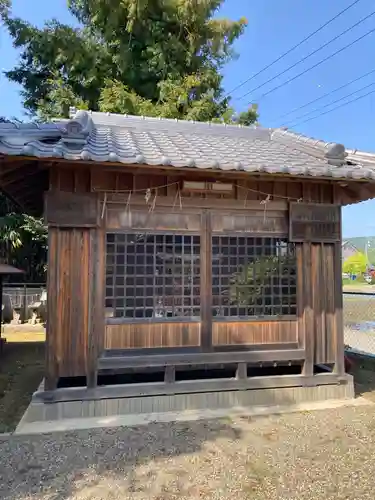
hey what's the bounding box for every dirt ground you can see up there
[1,404,375,500]
[2,325,46,343]
[0,345,375,498]
[0,341,45,433]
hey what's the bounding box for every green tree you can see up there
[1,0,258,124]
[343,251,368,277]
[227,254,296,316]
[0,194,47,282]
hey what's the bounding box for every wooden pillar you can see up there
[86,230,98,388]
[302,242,314,376]
[296,244,305,350]
[86,228,105,388]
[45,228,59,391]
[333,190,345,376]
[333,239,345,376]
[200,211,212,351]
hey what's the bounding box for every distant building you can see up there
[342,240,359,262]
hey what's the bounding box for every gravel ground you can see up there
[1,404,375,500]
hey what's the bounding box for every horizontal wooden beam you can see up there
[36,156,373,185]
[33,372,352,403]
[98,348,306,370]
[106,317,297,326]
[104,194,288,211]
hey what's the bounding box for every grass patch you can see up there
[0,341,45,432]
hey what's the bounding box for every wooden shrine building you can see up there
[1,108,375,415]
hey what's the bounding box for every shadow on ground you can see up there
[0,418,244,500]
[348,352,375,401]
[1,348,365,499]
[0,341,45,432]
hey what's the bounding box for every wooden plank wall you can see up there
[301,184,338,366]
[45,225,104,387]
[309,244,336,364]
[212,321,298,346]
[45,164,343,383]
[51,165,335,203]
[46,228,90,385]
[105,323,201,349]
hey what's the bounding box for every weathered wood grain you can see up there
[104,323,201,349]
[44,165,344,390]
[45,191,100,227]
[289,202,340,243]
[211,211,288,235]
[201,211,212,350]
[106,208,201,231]
[46,229,94,380]
[212,320,298,345]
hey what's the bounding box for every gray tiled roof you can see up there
[1,108,375,181]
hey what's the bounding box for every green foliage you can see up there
[37,76,89,122]
[0,196,47,282]
[2,0,258,124]
[228,254,295,315]
[343,251,368,276]
[344,237,375,265]
[0,0,10,17]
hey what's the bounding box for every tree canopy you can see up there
[1,0,258,124]
[0,0,258,280]
[343,252,368,277]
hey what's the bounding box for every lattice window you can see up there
[212,236,297,318]
[106,233,201,319]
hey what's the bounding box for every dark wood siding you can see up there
[44,164,344,387]
[212,320,298,346]
[51,166,337,203]
[46,225,105,384]
[297,241,337,365]
[46,228,91,382]
[105,323,201,349]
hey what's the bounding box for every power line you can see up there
[270,68,375,123]
[282,81,375,127]
[234,10,375,103]
[225,0,363,98]
[246,25,375,103]
[289,87,375,128]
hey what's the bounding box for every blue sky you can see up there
[0,0,374,237]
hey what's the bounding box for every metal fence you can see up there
[344,291,375,356]
[2,283,46,324]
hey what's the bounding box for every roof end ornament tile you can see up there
[62,109,93,146]
[325,143,347,166]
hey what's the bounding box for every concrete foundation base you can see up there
[16,376,356,435]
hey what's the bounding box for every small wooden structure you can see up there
[1,109,375,408]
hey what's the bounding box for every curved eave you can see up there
[2,147,375,183]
